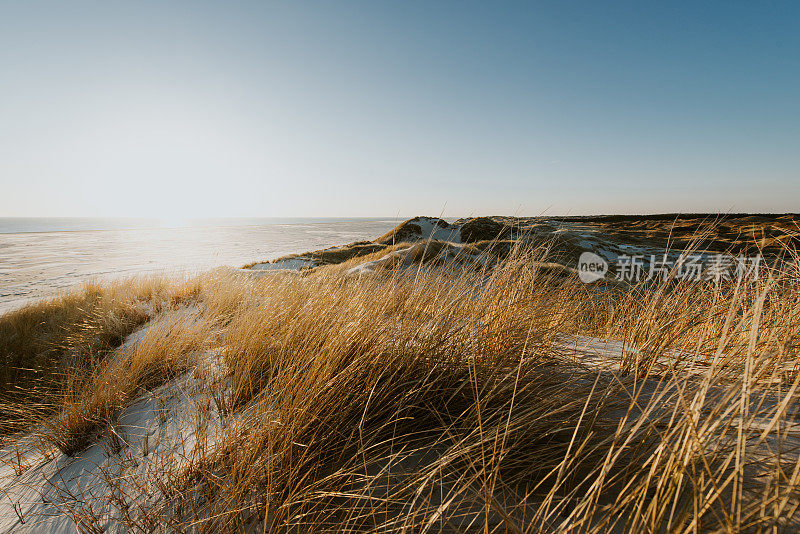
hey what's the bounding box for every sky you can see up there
[0,1,798,218]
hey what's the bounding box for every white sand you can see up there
[0,316,227,533]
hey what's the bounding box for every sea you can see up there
[0,217,400,314]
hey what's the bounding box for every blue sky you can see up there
[1,1,798,217]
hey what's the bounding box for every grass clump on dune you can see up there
[45,315,211,456]
[0,275,204,435]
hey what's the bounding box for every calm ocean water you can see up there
[0,218,399,314]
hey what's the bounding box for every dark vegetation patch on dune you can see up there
[375,216,450,245]
[456,216,512,242]
[244,241,389,269]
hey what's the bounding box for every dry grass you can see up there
[45,314,211,456]
[173,245,800,531]
[0,275,204,434]
[1,241,799,532]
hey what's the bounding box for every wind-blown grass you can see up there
[0,275,204,434]
[1,242,799,532]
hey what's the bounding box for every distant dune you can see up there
[245,214,799,278]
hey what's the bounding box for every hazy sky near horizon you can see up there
[1,1,798,218]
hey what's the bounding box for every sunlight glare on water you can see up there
[0,218,399,314]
